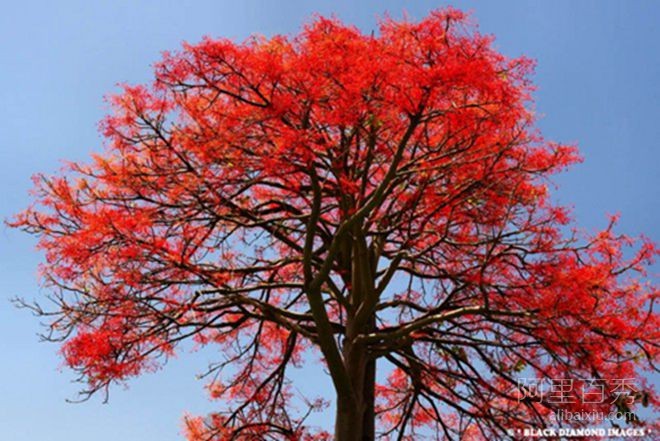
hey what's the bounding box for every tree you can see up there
[11,8,658,440]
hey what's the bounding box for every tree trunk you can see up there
[334,223,377,440]
[334,305,376,441]
[334,339,376,441]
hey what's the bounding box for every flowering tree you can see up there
[11,8,658,441]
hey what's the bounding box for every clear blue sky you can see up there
[1,1,658,440]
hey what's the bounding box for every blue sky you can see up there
[1,1,658,440]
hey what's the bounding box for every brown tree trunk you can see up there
[334,224,377,440]
[361,356,376,439]
[334,306,376,441]
[334,339,376,441]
